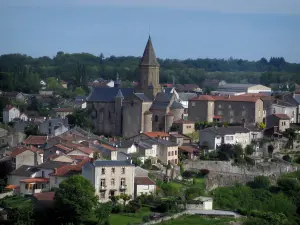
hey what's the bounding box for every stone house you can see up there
[156,139,178,165]
[270,99,297,123]
[92,143,118,160]
[199,126,252,150]
[38,118,69,136]
[52,108,73,118]
[0,131,26,148]
[266,114,290,132]
[82,160,135,202]
[188,95,264,125]
[10,146,44,169]
[169,133,192,146]
[2,105,20,123]
[172,119,195,135]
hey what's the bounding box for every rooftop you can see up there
[135,177,156,185]
[20,178,49,183]
[144,132,169,138]
[10,146,43,157]
[173,119,194,124]
[202,126,250,135]
[273,114,290,120]
[23,135,48,145]
[86,87,134,102]
[94,160,134,167]
[139,36,159,67]
[190,95,261,103]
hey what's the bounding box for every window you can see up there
[225,136,234,141]
[172,151,174,156]
[175,159,178,164]
[100,192,105,199]
[175,151,177,155]
[191,102,195,107]
[242,111,246,117]
[229,111,234,117]
[41,171,45,178]
[55,177,58,184]
[49,122,52,127]
[101,168,105,175]
[121,167,125,174]
[217,110,223,116]
[111,167,115,174]
[120,178,126,186]
[154,115,158,122]
[218,104,222,109]
[168,152,170,156]
[111,178,115,186]
[100,179,106,187]
[48,128,51,134]
[273,108,276,114]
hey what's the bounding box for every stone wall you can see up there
[184,160,297,176]
[205,172,279,191]
[0,191,13,199]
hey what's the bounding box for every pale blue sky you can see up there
[1,0,300,62]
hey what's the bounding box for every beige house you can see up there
[172,119,195,134]
[82,160,135,202]
[266,114,290,132]
[188,95,264,125]
[157,139,178,165]
[10,146,43,169]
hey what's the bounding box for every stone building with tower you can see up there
[87,36,184,138]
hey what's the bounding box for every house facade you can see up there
[199,126,252,149]
[2,106,20,123]
[82,160,135,202]
[266,114,290,132]
[39,118,69,136]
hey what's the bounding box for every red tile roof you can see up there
[55,144,72,153]
[173,119,194,124]
[23,135,48,145]
[50,157,89,177]
[135,177,156,185]
[33,192,55,201]
[20,178,49,183]
[10,146,43,157]
[144,132,169,138]
[53,108,73,112]
[5,184,18,190]
[76,147,94,155]
[273,114,290,120]
[99,143,117,151]
[190,95,260,103]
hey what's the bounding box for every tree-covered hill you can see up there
[1,52,300,94]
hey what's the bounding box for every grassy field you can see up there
[156,215,236,225]
[109,207,151,225]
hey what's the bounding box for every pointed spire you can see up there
[140,36,159,67]
[115,89,124,98]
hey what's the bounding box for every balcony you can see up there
[119,185,127,190]
[99,185,107,191]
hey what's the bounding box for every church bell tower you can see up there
[138,36,160,99]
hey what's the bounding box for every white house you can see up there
[134,167,156,197]
[19,113,28,121]
[199,126,252,149]
[2,105,20,123]
[82,160,135,202]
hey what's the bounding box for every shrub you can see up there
[142,215,150,222]
[248,176,270,189]
[111,203,123,213]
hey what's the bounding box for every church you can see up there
[87,36,184,138]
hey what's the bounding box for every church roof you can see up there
[86,87,134,102]
[140,36,159,67]
[134,93,152,102]
[115,89,124,98]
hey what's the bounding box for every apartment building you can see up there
[188,95,264,125]
[82,160,135,202]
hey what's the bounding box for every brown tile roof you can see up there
[99,143,117,151]
[4,184,18,190]
[73,146,94,155]
[273,114,290,120]
[23,135,48,145]
[53,108,73,112]
[144,132,169,138]
[33,192,55,201]
[49,157,89,177]
[20,178,49,183]
[173,119,194,124]
[179,145,201,153]
[10,146,43,157]
[135,177,156,185]
[190,95,260,103]
[55,144,72,153]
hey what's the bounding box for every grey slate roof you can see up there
[134,93,152,102]
[37,161,69,169]
[136,140,153,149]
[115,89,124,98]
[170,101,184,109]
[10,165,40,177]
[178,92,197,101]
[119,139,135,148]
[157,139,178,147]
[86,87,134,102]
[164,88,174,94]
[217,83,260,92]
[150,92,173,110]
[139,36,159,67]
[94,160,134,167]
[203,126,250,135]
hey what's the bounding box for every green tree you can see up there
[248,176,270,189]
[53,175,98,225]
[74,87,85,96]
[24,124,40,137]
[47,77,61,90]
[95,202,112,225]
[245,145,255,156]
[119,193,131,207]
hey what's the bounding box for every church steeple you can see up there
[140,36,160,67]
[138,36,160,99]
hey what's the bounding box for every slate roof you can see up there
[178,92,197,101]
[134,93,152,102]
[202,126,250,135]
[170,101,184,109]
[94,160,134,167]
[157,139,178,147]
[86,87,134,102]
[119,139,135,148]
[139,36,159,67]
[10,165,40,177]
[150,92,174,110]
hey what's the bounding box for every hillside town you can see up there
[0,36,300,225]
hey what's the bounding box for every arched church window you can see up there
[154,115,158,122]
